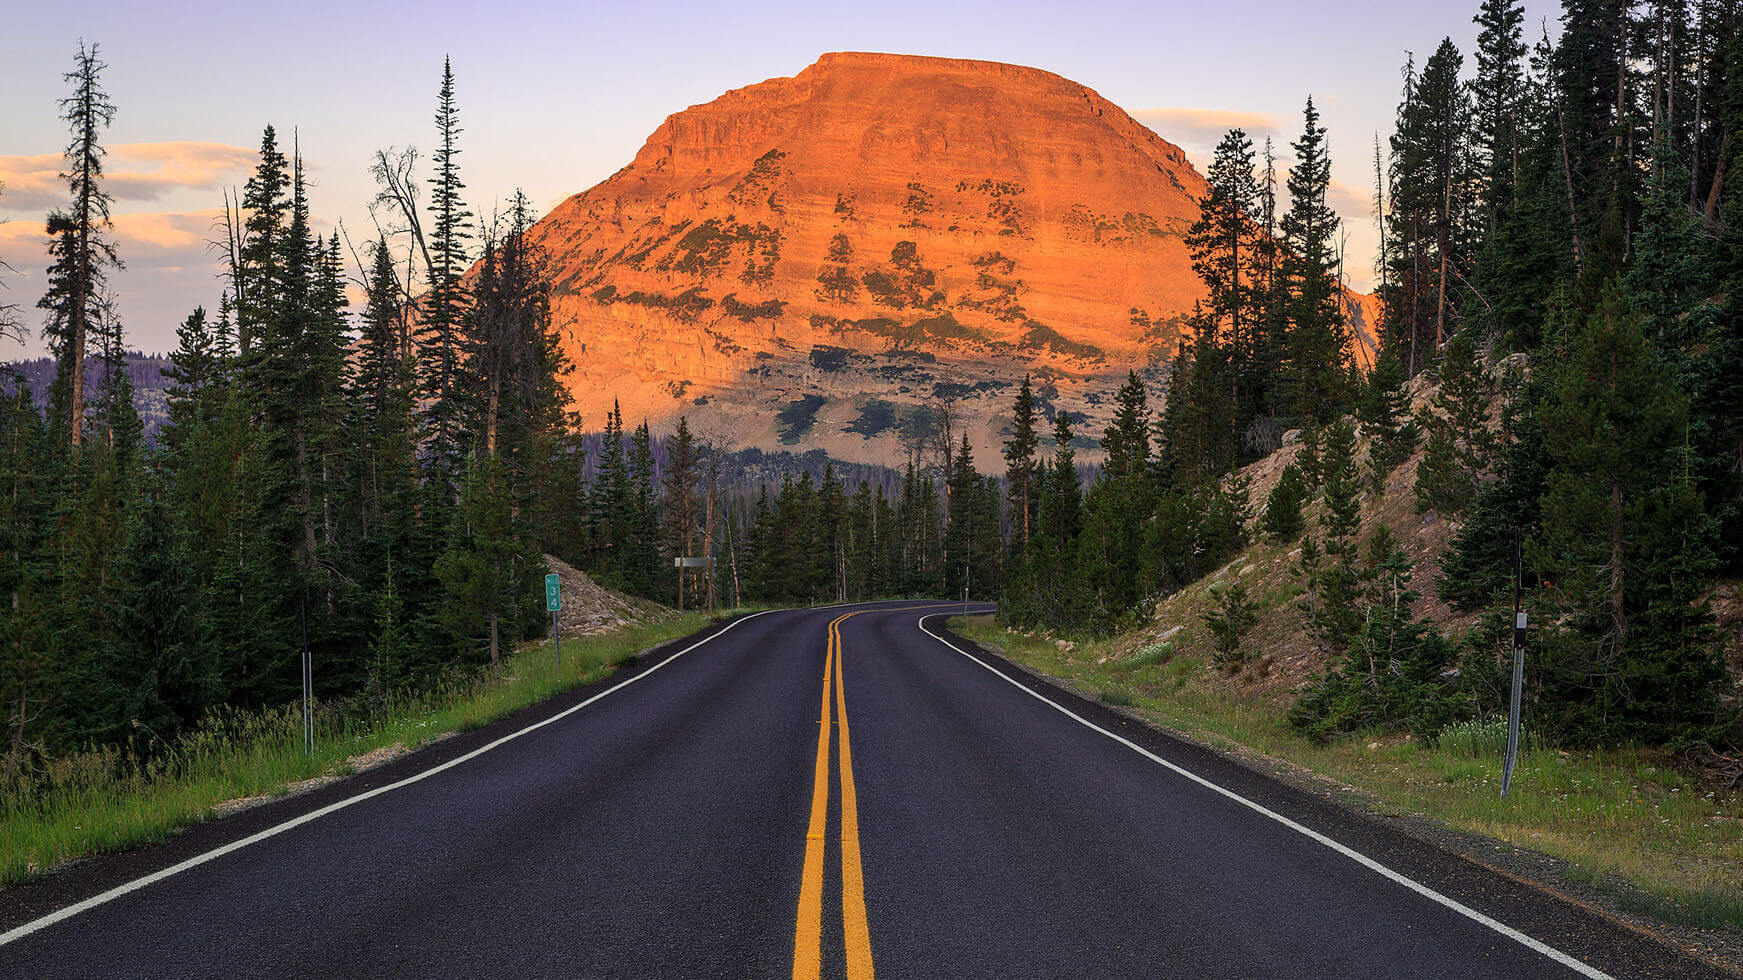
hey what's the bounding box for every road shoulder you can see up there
[0,611,753,936]
[934,616,1743,979]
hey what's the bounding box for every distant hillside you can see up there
[1,352,173,440]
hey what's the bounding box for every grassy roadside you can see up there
[949,614,1743,933]
[0,612,712,889]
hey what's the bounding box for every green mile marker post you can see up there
[546,572,562,667]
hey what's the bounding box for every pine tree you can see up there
[1358,345,1419,491]
[104,469,220,759]
[1278,98,1351,423]
[434,456,521,669]
[1261,463,1309,544]
[1291,525,1459,742]
[1529,284,1726,744]
[816,464,848,602]
[351,239,424,683]
[1437,377,1548,608]
[419,57,475,486]
[0,380,58,765]
[1002,375,1039,553]
[1472,0,1528,232]
[1159,329,1239,486]
[1185,128,1262,420]
[1413,332,1494,514]
[1384,39,1478,372]
[235,127,289,355]
[662,417,699,605]
[1078,374,1152,630]
[1202,579,1258,666]
[38,41,120,448]
[944,434,1000,598]
[1298,419,1363,655]
[625,421,662,599]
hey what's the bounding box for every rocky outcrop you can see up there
[532,52,1378,465]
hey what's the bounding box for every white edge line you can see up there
[917,613,1613,980]
[0,607,790,948]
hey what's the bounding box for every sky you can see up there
[0,0,1565,360]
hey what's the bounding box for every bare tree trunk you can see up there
[728,513,742,608]
[485,381,499,459]
[1610,477,1627,648]
[1557,101,1586,272]
[1435,162,1452,350]
[1705,131,1730,221]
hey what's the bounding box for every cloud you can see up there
[1,205,348,356]
[1326,179,1375,223]
[1130,107,1282,156]
[0,141,256,212]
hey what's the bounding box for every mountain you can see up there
[2,352,173,440]
[530,51,1379,466]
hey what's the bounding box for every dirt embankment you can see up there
[543,553,671,639]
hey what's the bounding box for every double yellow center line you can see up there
[793,611,875,980]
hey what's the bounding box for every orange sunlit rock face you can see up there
[529,51,1376,464]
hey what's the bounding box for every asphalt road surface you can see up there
[0,601,1728,978]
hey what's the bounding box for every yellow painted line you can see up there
[792,621,835,980]
[833,613,875,980]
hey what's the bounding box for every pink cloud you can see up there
[0,141,257,212]
[1130,107,1282,157]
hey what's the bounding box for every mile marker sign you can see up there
[546,573,562,666]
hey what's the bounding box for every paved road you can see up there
[0,601,1727,978]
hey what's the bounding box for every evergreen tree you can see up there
[1291,525,1460,742]
[1472,0,1528,232]
[103,469,220,759]
[433,456,522,669]
[1529,284,1726,744]
[944,434,1001,598]
[1413,332,1494,514]
[0,381,58,765]
[419,57,475,486]
[662,417,700,605]
[38,41,120,448]
[1278,98,1351,422]
[1184,128,1262,421]
[1002,375,1039,553]
[1436,377,1548,610]
[1261,463,1309,544]
[1078,374,1152,630]
[235,127,289,355]
[1385,39,1478,372]
[1358,345,1419,491]
[1159,329,1239,486]
[1298,419,1363,655]
[624,422,662,600]
[1202,579,1258,666]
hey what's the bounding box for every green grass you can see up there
[0,614,710,888]
[949,614,1743,932]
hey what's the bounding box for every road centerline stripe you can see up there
[834,614,875,980]
[793,610,877,980]
[792,619,835,980]
[917,613,1612,980]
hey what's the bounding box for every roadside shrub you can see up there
[1202,580,1258,666]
